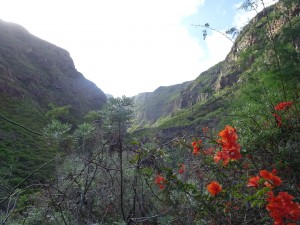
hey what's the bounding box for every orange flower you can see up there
[154,175,166,190]
[215,125,242,165]
[271,169,278,175]
[266,191,300,225]
[207,181,222,196]
[247,169,282,189]
[273,114,282,127]
[218,125,238,145]
[259,170,282,187]
[247,176,260,188]
[214,150,230,165]
[274,101,293,111]
[178,163,185,174]
[259,170,273,179]
[192,140,202,155]
[213,151,222,163]
[227,148,243,160]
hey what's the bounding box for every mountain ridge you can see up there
[0,19,107,117]
[132,0,300,134]
[0,19,107,186]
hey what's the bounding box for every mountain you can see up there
[1,2,299,223]
[132,0,300,136]
[0,19,107,186]
[133,81,191,126]
[0,19,106,116]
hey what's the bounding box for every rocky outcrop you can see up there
[133,82,190,125]
[133,0,300,127]
[178,0,299,108]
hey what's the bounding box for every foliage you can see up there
[43,119,71,141]
[0,96,57,188]
[84,110,101,123]
[1,1,300,224]
[101,96,134,133]
[45,103,71,121]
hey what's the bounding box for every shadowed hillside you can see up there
[0,19,107,186]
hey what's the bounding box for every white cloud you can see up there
[1,0,208,97]
[233,0,278,29]
[189,30,233,76]
[205,31,233,65]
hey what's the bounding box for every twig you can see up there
[0,114,43,136]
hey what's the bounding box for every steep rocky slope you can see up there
[178,1,299,109]
[0,20,106,117]
[133,0,300,134]
[133,82,191,126]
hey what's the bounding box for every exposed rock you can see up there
[179,0,299,107]
[133,82,191,124]
[133,0,300,129]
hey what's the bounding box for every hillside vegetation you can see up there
[0,0,300,224]
[133,0,300,137]
[0,20,106,191]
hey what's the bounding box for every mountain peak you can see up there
[0,19,107,118]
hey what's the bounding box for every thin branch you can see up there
[0,142,87,205]
[0,114,43,136]
[192,24,235,44]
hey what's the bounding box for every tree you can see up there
[101,96,134,136]
[101,96,134,221]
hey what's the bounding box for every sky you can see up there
[0,0,277,97]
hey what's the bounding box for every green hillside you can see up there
[0,20,107,191]
[0,1,300,224]
[133,1,300,137]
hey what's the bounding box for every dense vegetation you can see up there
[1,0,300,224]
[0,18,107,198]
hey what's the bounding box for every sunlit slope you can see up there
[132,0,300,137]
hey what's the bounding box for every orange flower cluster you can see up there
[273,113,283,127]
[272,101,293,127]
[260,170,282,187]
[274,101,293,111]
[266,191,300,225]
[178,163,185,174]
[207,181,222,196]
[154,175,166,190]
[247,175,260,187]
[247,169,282,188]
[214,125,242,165]
[192,140,202,155]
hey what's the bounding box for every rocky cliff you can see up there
[0,19,107,118]
[181,0,300,106]
[133,82,191,125]
[133,0,300,129]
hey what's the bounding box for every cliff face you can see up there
[133,82,191,125]
[0,20,106,118]
[133,0,300,128]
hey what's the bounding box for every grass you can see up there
[0,94,57,190]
